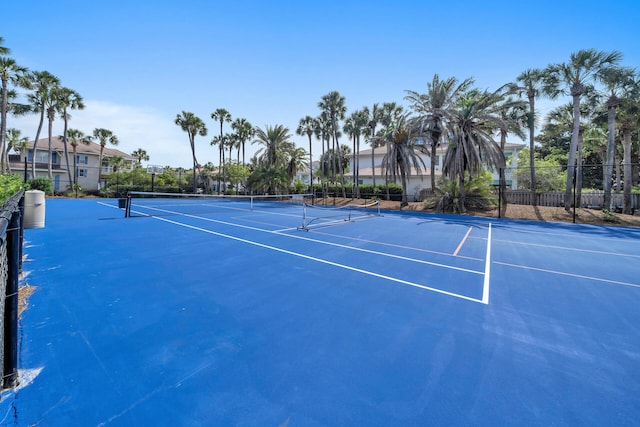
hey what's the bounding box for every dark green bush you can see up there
[27,177,53,194]
[0,175,25,204]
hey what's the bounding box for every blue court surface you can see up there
[2,198,639,426]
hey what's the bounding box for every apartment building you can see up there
[8,137,136,192]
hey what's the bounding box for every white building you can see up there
[345,141,525,199]
[9,137,136,192]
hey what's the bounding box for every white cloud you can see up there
[8,100,211,169]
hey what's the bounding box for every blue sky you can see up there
[4,0,640,168]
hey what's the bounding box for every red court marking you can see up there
[453,227,473,256]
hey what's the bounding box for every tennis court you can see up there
[2,196,639,426]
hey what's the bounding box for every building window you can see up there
[76,155,89,165]
[76,168,87,177]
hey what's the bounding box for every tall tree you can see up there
[252,124,294,168]
[380,115,426,207]
[296,115,317,192]
[211,108,232,193]
[231,117,254,167]
[132,148,150,166]
[23,71,61,177]
[405,75,474,191]
[511,69,545,204]
[4,128,28,169]
[318,91,347,197]
[365,103,383,188]
[442,89,508,212]
[56,87,84,187]
[0,57,28,173]
[175,111,207,193]
[544,49,622,211]
[616,76,640,214]
[65,128,91,186]
[598,66,636,209]
[92,128,119,189]
[0,37,10,55]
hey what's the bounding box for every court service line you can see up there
[152,215,485,304]
[494,261,640,288]
[474,238,640,259]
[309,229,482,261]
[482,224,492,304]
[453,227,473,256]
[137,205,484,275]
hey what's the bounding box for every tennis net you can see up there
[299,200,381,230]
[124,192,311,217]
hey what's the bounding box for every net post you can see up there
[125,194,131,218]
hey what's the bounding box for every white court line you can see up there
[310,230,482,261]
[494,261,640,288]
[141,204,484,276]
[482,224,492,304]
[453,227,473,256]
[153,215,485,304]
[472,237,640,259]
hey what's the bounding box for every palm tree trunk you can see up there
[499,129,508,217]
[564,94,581,211]
[31,109,45,178]
[603,100,617,209]
[576,129,584,208]
[62,111,73,188]
[191,137,197,193]
[371,145,376,188]
[307,134,313,194]
[622,129,633,214]
[400,160,408,207]
[355,135,360,198]
[47,114,54,183]
[72,146,78,186]
[528,93,537,206]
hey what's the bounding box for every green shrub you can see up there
[426,173,497,213]
[0,175,25,204]
[27,177,53,194]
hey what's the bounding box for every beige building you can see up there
[9,137,136,192]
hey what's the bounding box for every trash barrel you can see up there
[24,190,46,229]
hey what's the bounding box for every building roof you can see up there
[349,141,525,157]
[27,137,136,160]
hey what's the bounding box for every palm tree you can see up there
[211,108,232,193]
[314,113,332,196]
[65,128,91,186]
[92,128,119,188]
[318,91,348,197]
[343,108,369,198]
[0,37,10,55]
[544,49,622,211]
[287,146,309,182]
[616,77,640,214]
[405,74,474,192]
[0,57,28,173]
[296,115,317,192]
[365,103,383,188]
[175,111,207,193]
[55,87,84,186]
[510,69,545,204]
[23,71,60,177]
[231,117,254,166]
[132,148,150,166]
[598,66,636,209]
[380,115,426,207]
[252,124,294,168]
[443,89,509,212]
[545,103,591,205]
[4,128,28,169]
